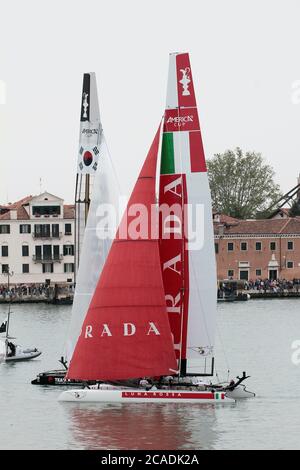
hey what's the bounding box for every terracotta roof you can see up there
[215,217,300,235]
[6,195,33,209]
[0,196,33,221]
[0,196,75,221]
[213,212,239,224]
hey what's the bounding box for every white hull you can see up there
[58,388,235,404]
[225,385,255,399]
[5,349,42,362]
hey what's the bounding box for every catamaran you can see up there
[0,305,41,362]
[58,52,255,404]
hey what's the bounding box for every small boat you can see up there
[59,52,255,404]
[3,345,41,362]
[0,306,41,362]
[31,367,85,385]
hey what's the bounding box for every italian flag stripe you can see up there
[161,132,175,174]
[161,130,207,175]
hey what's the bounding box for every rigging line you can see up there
[176,106,186,375]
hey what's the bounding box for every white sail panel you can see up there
[166,53,179,109]
[65,136,119,362]
[186,173,216,358]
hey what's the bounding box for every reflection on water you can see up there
[65,403,222,450]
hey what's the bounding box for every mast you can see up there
[75,73,102,275]
[159,53,217,376]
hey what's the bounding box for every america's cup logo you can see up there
[82,92,89,118]
[179,67,191,96]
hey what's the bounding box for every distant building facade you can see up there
[0,192,75,285]
[214,212,300,281]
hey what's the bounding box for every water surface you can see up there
[0,299,299,450]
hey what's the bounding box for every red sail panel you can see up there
[176,53,196,108]
[164,108,200,133]
[159,174,189,361]
[189,131,206,173]
[67,127,177,381]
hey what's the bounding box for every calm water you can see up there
[0,299,299,450]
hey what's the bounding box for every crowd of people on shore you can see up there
[244,278,300,293]
[0,283,74,301]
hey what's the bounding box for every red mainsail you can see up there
[67,127,178,381]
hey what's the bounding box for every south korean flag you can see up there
[78,144,100,174]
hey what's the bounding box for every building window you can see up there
[1,264,9,274]
[42,263,53,273]
[287,261,294,269]
[53,245,60,260]
[22,264,29,274]
[214,243,219,254]
[35,246,42,260]
[34,224,50,238]
[228,270,234,278]
[64,263,74,273]
[20,224,31,234]
[255,242,262,251]
[22,245,29,257]
[65,223,72,235]
[52,224,60,238]
[1,245,8,257]
[240,242,248,251]
[0,225,10,234]
[239,270,249,280]
[287,241,294,251]
[63,245,74,256]
[270,242,276,251]
[227,242,234,251]
[33,205,61,216]
[256,269,262,276]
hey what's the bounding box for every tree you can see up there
[207,148,282,219]
[289,199,300,217]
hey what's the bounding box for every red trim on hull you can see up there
[122,391,225,400]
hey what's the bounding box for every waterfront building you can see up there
[0,192,75,285]
[214,213,300,281]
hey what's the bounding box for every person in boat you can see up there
[7,341,16,357]
[225,379,236,391]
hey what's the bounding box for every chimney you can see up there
[10,210,17,220]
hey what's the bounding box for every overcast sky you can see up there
[0,0,300,204]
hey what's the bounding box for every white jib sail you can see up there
[65,134,119,362]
